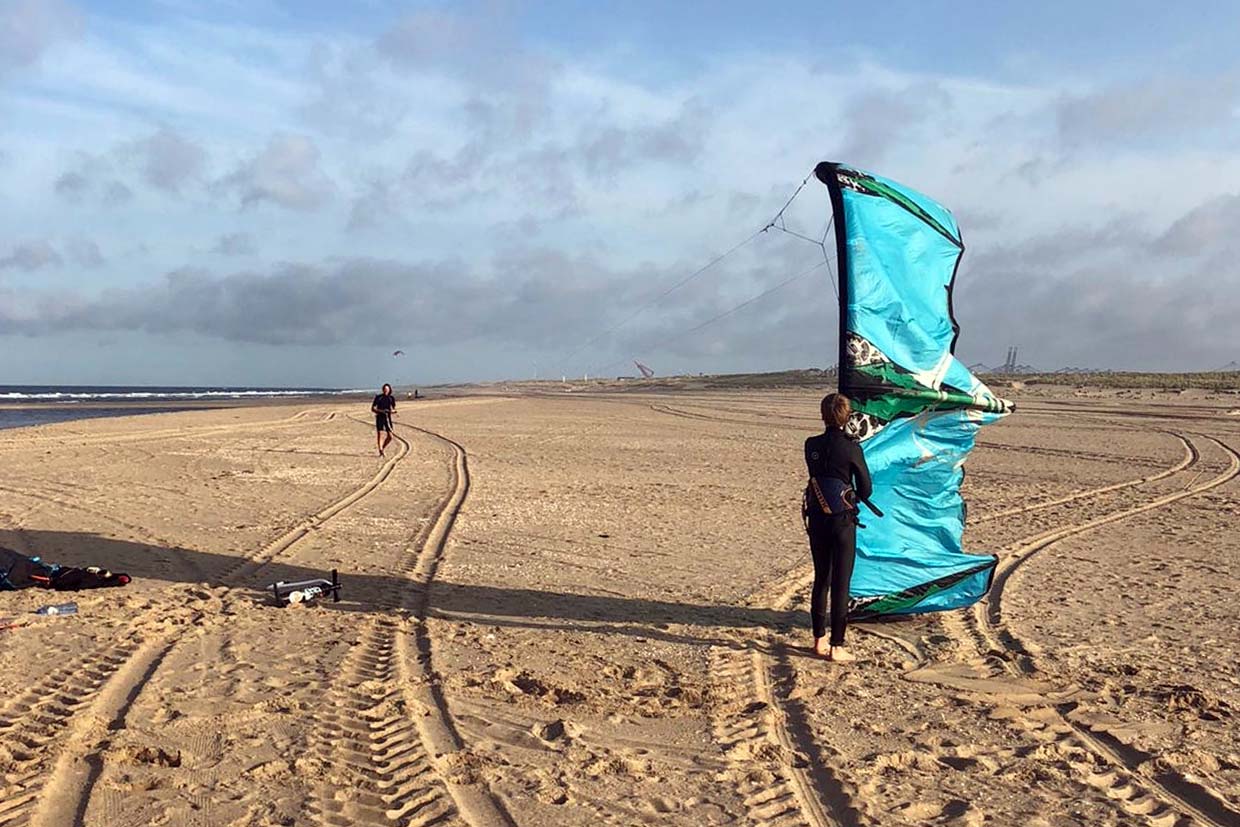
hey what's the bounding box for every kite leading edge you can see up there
[814,162,1014,620]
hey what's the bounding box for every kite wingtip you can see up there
[813,161,839,184]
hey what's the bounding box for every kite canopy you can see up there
[814,162,1013,619]
[392,350,405,357]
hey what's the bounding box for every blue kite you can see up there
[814,162,1014,619]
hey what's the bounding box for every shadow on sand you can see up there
[2,529,837,650]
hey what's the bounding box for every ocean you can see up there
[0,385,367,431]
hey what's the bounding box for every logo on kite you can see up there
[634,360,654,378]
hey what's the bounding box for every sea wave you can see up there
[0,388,370,402]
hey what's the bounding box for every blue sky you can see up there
[2,0,1238,386]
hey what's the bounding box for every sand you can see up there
[0,389,1237,827]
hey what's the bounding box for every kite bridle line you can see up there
[588,257,831,379]
[556,168,832,378]
[555,227,766,375]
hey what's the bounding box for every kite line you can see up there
[589,256,831,377]
[557,169,838,376]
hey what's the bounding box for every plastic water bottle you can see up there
[34,602,78,616]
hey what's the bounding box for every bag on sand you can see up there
[0,546,130,591]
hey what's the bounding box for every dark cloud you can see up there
[66,238,104,268]
[52,141,160,204]
[0,240,62,272]
[211,232,257,256]
[1056,73,1240,149]
[968,217,1147,273]
[218,133,334,211]
[954,209,1240,370]
[0,246,830,373]
[0,253,632,348]
[955,259,1239,371]
[3,214,1234,372]
[125,127,206,194]
[346,180,400,231]
[103,180,134,204]
[51,152,122,204]
[1154,193,1240,255]
[53,169,89,199]
[593,250,835,374]
[0,0,82,76]
[578,100,710,177]
[401,142,489,206]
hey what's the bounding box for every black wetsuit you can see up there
[373,393,395,432]
[804,428,873,645]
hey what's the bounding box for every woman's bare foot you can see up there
[813,637,831,658]
[829,646,857,662]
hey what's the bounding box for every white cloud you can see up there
[218,133,334,211]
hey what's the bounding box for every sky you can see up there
[1,0,1238,387]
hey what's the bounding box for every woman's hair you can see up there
[820,393,851,429]
[382,383,392,394]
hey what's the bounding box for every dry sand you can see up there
[0,389,1237,827]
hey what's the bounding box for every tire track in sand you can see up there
[708,644,863,827]
[703,420,1212,827]
[622,399,1237,826]
[213,417,411,585]
[649,402,1186,468]
[305,420,515,827]
[973,430,1196,523]
[928,433,1240,827]
[0,415,428,826]
[0,608,200,827]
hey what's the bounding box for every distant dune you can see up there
[457,367,1240,394]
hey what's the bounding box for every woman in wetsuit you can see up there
[372,383,396,456]
[803,393,872,662]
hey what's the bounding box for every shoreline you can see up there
[0,392,377,432]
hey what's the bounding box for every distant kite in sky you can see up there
[392,350,405,357]
[634,360,655,378]
[815,161,1013,619]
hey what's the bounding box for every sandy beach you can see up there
[1,388,1237,827]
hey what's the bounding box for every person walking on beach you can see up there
[372,383,396,456]
[803,393,871,662]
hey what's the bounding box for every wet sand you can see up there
[0,389,1237,827]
